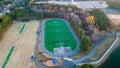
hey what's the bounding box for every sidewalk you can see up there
[73,34,113,65]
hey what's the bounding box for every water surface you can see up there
[100,44,120,68]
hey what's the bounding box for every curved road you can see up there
[73,33,120,66]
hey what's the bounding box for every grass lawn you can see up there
[44,19,77,52]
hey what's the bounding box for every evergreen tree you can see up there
[80,37,91,52]
[78,30,83,40]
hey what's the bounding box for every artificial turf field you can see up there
[44,19,77,52]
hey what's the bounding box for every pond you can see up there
[100,44,120,68]
[103,9,119,13]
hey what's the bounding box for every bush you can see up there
[2,16,12,27]
[13,8,28,18]
[0,15,13,38]
[80,37,91,52]
[0,25,3,32]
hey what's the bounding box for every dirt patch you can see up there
[107,14,120,20]
[0,20,39,68]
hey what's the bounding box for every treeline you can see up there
[70,20,91,52]
[0,7,57,38]
[7,8,57,20]
[107,1,120,11]
[0,0,13,6]
[38,3,81,11]
[89,9,110,30]
[0,15,13,38]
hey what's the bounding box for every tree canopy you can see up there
[29,0,35,5]
[78,30,83,40]
[107,1,120,10]
[0,15,13,38]
[80,37,91,52]
[0,0,13,6]
[89,9,110,30]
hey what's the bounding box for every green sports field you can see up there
[44,19,77,52]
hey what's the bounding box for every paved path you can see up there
[0,20,39,68]
[73,34,113,65]
[85,33,120,65]
[73,33,120,66]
